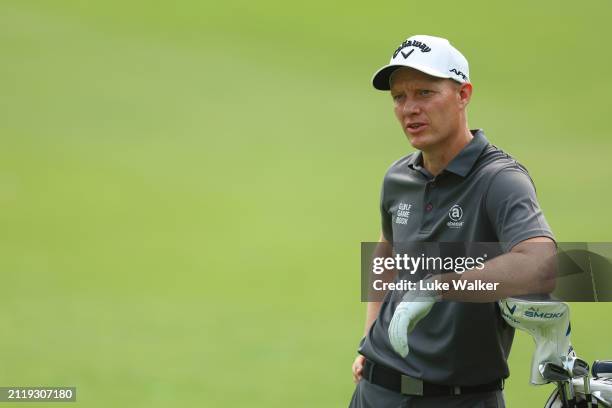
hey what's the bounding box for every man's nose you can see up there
[401,99,421,115]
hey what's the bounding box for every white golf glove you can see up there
[388,277,440,358]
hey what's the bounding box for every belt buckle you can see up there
[400,375,423,396]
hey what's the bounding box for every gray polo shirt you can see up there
[359,129,554,385]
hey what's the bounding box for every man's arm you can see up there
[362,232,394,325]
[352,233,391,383]
[363,300,383,336]
[437,236,556,302]
[386,237,556,358]
[352,300,383,383]
[434,166,557,302]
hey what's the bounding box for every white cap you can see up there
[372,35,470,90]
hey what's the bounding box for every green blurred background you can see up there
[1,1,611,406]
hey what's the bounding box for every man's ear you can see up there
[457,83,473,108]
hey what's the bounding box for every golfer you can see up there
[348,35,556,407]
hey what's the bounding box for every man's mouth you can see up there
[406,123,428,133]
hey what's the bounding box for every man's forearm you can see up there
[364,301,382,336]
[437,239,557,302]
[362,234,391,334]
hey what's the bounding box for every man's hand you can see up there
[388,279,439,357]
[352,355,366,384]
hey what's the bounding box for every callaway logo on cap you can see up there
[372,35,470,90]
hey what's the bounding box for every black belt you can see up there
[362,359,504,397]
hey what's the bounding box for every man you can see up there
[348,35,556,407]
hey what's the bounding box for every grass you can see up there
[0,1,611,406]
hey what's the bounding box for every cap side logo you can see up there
[449,68,467,81]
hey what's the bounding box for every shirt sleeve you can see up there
[380,179,393,242]
[485,167,554,251]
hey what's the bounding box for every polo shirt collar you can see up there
[407,129,489,178]
[444,129,489,177]
[406,150,423,168]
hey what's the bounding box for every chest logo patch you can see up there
[447,204,464,229]
[395,202,412,225]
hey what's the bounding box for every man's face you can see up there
[389,68,470,152]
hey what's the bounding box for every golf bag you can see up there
[544,376,612,407]
[498,298,612,407]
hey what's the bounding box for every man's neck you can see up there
[422,128,474,176]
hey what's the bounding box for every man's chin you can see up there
[406,133,432,150]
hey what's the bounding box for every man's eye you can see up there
[419,90,432,96]
[392,94,403,102]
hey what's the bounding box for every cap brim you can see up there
[371,63,455,91]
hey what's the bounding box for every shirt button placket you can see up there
[421,180,436,232]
